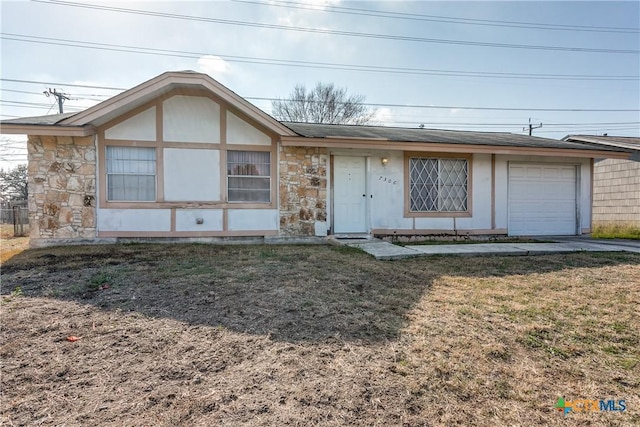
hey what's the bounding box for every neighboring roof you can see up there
[283,122,627,153]
[563,134,640,160]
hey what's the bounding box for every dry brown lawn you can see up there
[1,244,638,426]
[0,224,29,264]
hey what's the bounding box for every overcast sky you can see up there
[1,0,639,168]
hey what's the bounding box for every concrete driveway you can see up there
[341,236,640,260]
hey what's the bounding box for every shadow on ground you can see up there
[2,243,638,343]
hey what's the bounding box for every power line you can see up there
[1,88,111,102]
[0,100,84,111]
[2,34,638,82]
[234,0,640,34]
[252,97,640,112]
[2,99,62,108]
[1,84,637,112]
[2,76,639,113]
[0,78,126,91]
[1,89,45,96]
[1,99,59,108]
[31,1,640,54]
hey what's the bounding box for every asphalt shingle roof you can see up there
[1,112,78,126]
[282,122,625,152]
[0,112,629,155]
[564,135,640,151]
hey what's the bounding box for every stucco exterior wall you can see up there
[593,158,640,226]
[27,135,97,243]
[368,152,493,233]
[370,151,412,230]
[96,92,279,238]
[279,146,328,236]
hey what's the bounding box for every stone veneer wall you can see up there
[279,146,328,236]
[27,135,97,241]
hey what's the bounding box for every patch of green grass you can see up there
[602,345,623,355]
[518,328,571,359]
[611,322,628,333]
[591,223,640,240]
[620,358,639,370]
[91,272,112,286]
[172,259,218,275]
[2,286,23,303]
[259,248,278,258]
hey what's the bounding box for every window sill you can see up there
[101,201,276,209]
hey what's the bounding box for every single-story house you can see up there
[563,135,639,227]
[0,71,631,247]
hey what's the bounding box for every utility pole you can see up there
[524,118,543,136]
[43,88,70,114]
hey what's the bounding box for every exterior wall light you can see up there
[381,157,389,166]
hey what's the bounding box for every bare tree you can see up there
[0,164,28,201]
[272,83,374,125]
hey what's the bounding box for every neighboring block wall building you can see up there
[564,135,639,227]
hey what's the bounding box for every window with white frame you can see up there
[106,146,156,201]
[409,157,468,212]
[227,150,270,202]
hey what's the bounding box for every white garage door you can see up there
[508,163,577,236]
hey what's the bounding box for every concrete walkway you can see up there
[337,237,640,260]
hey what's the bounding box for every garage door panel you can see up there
[508,164,577,236]
[527,167,543,178]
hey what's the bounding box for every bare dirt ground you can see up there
[1,244,639,426]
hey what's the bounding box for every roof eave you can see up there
[280,136,631,159]
[0,124,96,137]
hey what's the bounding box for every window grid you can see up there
[410,158,468,212]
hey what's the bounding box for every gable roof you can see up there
[0,71,296,137]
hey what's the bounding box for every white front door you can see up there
[333,156,368,233]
